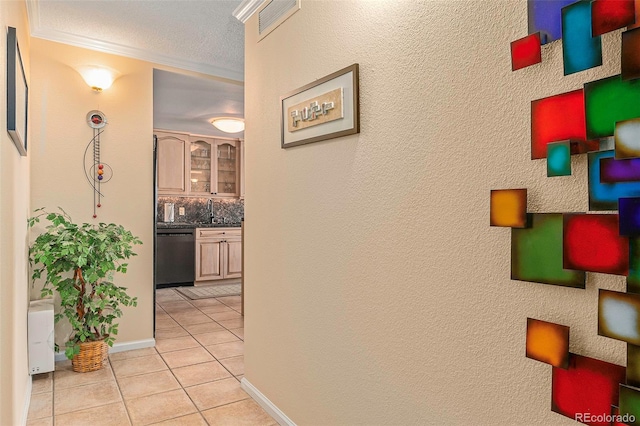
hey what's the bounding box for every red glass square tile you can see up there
[531,90,587,159]
[511,33,542,71]
[563,214,629,275]
[592,0,636,36]
[552,354,625,426]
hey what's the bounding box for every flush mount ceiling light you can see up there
[210,118,245,133]
[76,66,118,92]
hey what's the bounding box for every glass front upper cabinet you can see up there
[190,139,212,194]
[190,138,239,196]
[216,142,237,196]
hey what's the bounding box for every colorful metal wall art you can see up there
[498,0,640,423]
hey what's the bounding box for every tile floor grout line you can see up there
[195,396,253,417]
[180,296,241,382]
[108,356,135,426]
[170,316,245,425]
[196,306,244,334]
[159,290,213,426]
[161,290,244,383]
[49,362,120,423]
[30,289,254,425]
[192,298,244,348]
[162,363,208,425]
[112,340,198,426]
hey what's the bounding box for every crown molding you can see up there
[233,0,265,23]
[25,0,40,36]
[26,0,244,82]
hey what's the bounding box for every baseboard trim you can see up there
[241,378,296,426]
[54,338,156,362]
[21,375,32,426]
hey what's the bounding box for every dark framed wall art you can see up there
[7,26,28,156]
[281,63,359,148]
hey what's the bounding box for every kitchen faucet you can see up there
[207,199,215,224]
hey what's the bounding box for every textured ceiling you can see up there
[29,0,246,138]
[153,69,244,137]
[31,0,245,80]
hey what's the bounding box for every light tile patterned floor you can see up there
[26,289,276,426]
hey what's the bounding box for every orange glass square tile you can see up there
[490,189,528,228]
[526,318,570,369]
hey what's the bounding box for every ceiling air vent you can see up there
[258,0,300,41]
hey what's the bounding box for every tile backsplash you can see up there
[158,197,244,224]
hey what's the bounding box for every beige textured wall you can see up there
[0,2,31,423]
[244,1,626,424]
[29,39,155,346]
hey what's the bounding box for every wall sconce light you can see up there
[76,66,118,92]
[210,118,245,133]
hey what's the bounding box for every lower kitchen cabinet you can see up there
[195,228,242,282]
[224,237,242,278]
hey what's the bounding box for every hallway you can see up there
[26,289,275,425]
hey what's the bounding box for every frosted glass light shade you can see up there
[211,118,245,133]
[77,66,116,91]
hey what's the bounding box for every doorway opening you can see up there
[152,68,245,340]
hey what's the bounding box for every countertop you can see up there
[157,222,241,229]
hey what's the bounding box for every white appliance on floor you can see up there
[28,299,55,375]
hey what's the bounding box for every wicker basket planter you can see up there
[72,340,109,373]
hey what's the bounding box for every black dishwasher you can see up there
[155,228,195,287]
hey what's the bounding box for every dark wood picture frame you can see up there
[281,63,359,149]
[7,26,28,156]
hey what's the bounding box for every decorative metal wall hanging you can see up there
[497,0,640,423]
[83,110,112,218]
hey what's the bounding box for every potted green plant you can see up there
[28,208,142,372]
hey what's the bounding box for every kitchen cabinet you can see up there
[156,131,188,194]
[189,136,240,197]
[189,138,213,194]
[195,228,242,282]
[240,139,245,199]
[154,129,242,198]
